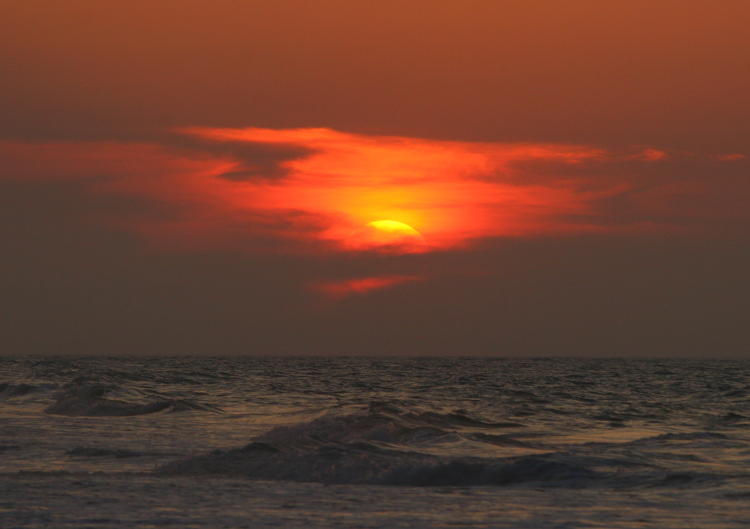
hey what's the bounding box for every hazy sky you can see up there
[1,0,749,356]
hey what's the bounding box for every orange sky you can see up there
[1,1,749,354]
[3,1,749,150]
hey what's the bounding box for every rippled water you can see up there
[1,357,749,528]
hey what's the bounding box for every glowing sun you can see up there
[367,219,422,237]
[338,219,426,252]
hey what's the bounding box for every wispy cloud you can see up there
[310,275,423,300]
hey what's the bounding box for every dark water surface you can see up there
[1,357,749,528]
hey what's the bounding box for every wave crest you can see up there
[159,407,597,486]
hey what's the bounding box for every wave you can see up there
[644,432,728,442]
[157,404,739,487]
[0,382,41,399]
[159,407,597,486]
[66,446,173,458]
[247,402,524,449]
[67,447,145,458]
[44,380,221,417]
[255,408,448,447]
[160,441,598,486]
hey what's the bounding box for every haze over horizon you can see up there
[1,1,749,356]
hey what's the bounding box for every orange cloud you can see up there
[0,140,250,251]
[3,128,748,298]
[311,275,422,300]
[181,126,611,253]
[3,128,745,262]
[632,148,669,162]
[716,153,747,162]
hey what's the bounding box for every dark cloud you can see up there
[164,134,314,182]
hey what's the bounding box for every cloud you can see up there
[632,148,669,162]
[716,153,747,162]
[179,126,617,252]
[1,128,749,355]
[1,127,748,299]
[0,138,326,253]
[310,275,423,300]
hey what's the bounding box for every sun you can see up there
[345,219,426,252]
[366,219,422,237]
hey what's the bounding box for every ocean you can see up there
[1,356,749,528]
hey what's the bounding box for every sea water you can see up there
[1,356,749,528]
